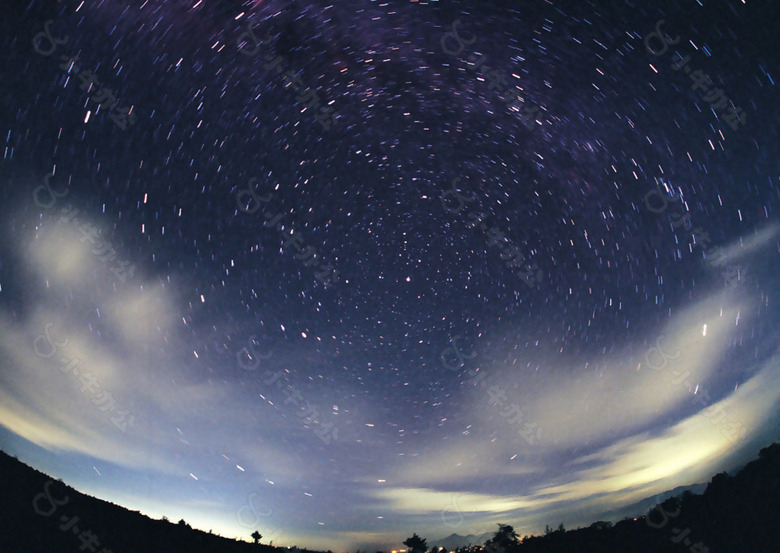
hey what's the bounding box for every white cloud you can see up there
[467,293,747,448]
[27,224,95,285]
[374,486,532,515]
[103,285,176,347]
[711,222,780,262]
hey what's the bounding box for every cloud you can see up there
[372,289,779,540]
[27,223,95,285]
[466,293,747,449]
[528,355,780,508]
[103,285,176,347]
[366,353,780,539]
[0,215,330,485]
[0,310,180,471]
[4,206,779,552]
[374,487,532,515]
[385,436,540,488]
[711,222,780,262]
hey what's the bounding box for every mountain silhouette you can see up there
[596,481,709,523]
[496,441,780,553]
[432,532,494,550]
[0,450,317,553]
[2,442,779,552]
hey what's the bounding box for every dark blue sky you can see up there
[1,0,780,550]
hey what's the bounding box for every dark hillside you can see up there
[0,450,300,553]
[2,443,779,553]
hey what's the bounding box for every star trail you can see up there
[1,0,779,551]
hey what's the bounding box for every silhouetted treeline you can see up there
[0,450,320,553]
[2,441,780,553]
[406,441,780,553]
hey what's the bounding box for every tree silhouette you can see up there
[485,523,518,553]
[3,440,780,553]
[543,523,565,537]
[403,533,428,553]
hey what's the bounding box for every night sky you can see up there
[2,0,780,550]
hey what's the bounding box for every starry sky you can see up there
[2,0,780,550]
